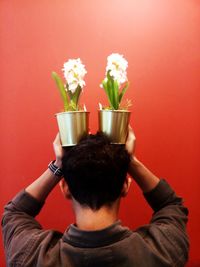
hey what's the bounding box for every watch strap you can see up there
[48,160,63,177]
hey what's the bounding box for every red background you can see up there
[0,1,200,266]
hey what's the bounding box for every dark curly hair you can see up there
[62,132,130,210]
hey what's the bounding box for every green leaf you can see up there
[107,75,116,109]
[119,81,129,104]
[52,72,69,111]
[106,71,120,109]
[70,85,82,110]
[69,101,77,111]
[67,86,73,100]
[102,79,108,91]
[102,79,114,109]
[107,70,113,81]
[113,79,119,109]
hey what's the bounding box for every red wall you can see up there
[1,1,200,266]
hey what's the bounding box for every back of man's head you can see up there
[62,132,130,210]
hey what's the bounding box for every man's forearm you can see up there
[128,157,160,193]
[25,160,62,203]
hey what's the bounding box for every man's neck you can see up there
[73,200,120,231]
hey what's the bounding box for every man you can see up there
[2,127,189,267]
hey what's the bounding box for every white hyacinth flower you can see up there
[106,53,128,84]
[62,58,87,93]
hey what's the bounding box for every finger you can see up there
[53,133,61,145]
[53,133,63,159]
[128,124,135,135]
[127,125,136,142]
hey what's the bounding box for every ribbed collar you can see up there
[62,220,132,248]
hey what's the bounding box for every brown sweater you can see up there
[2,180,189,267]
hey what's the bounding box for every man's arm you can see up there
[1,134,64,266]
[126,126,189,266]
[125,125,160,193]
[128,157,160,193]
[25,133,63,202]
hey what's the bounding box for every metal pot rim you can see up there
[55,111,90,116]
[98,109,131,113]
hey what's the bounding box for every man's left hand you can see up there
[53,133,63,168]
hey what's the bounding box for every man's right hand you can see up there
[125,125,136,156]
[126,126,160,192]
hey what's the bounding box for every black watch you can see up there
[48,160,63,177]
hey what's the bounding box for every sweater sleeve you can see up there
[137,179,189,267]
[1,190,51,266]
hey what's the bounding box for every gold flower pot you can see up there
[56,111,90,146]
[98,110,131,144]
